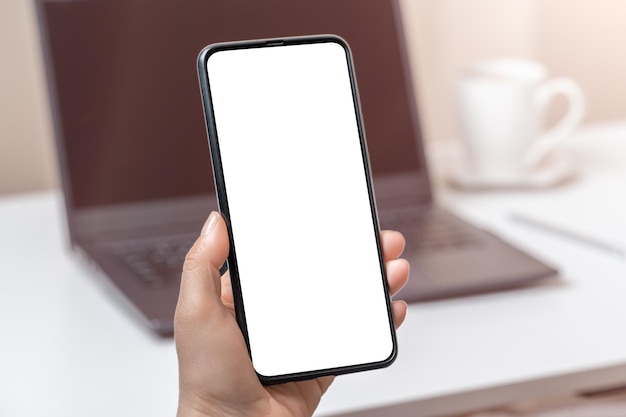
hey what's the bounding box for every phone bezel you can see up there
[197,35,397,384]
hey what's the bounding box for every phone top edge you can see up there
[198,34,349,66]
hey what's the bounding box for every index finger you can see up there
[380,230,406,261]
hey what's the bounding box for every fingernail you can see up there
[202,211,219,236]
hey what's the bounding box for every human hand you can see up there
[175,211,410,417]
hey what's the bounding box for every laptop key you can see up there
[380,208,483,253]
[111,234,197,288]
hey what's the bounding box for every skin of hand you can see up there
[175,211,410,417]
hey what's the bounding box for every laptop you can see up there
[36,0,556,337]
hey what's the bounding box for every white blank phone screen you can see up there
[206,41,394,377]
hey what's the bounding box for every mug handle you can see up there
[522,77,585,168]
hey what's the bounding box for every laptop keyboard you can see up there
[379,208,483,252]
[110,208,481,288]
[110,234,197,288]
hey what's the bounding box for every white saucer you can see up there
[447,152,578,191]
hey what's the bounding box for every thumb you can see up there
[197,210,229,272]
[175,211,230,332]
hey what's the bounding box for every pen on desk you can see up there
[510,212,626,259]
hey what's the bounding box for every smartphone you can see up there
[197,35,397,384]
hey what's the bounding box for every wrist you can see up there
[176,405,204,417]
[177,395,271,417]
[177,396,246,417]
[177,398,215,417]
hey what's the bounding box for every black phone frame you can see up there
[197,34,398,384]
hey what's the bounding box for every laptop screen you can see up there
[38,0,427,210]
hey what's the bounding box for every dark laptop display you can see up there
[37,0,556,336]
[40,0,426,211]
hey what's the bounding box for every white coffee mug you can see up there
[457,58,585,179]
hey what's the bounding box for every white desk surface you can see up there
[2,121,626,417]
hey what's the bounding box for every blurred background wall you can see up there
[1,0,625,196]
[401,0,626,143]
[0,0,56,196]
